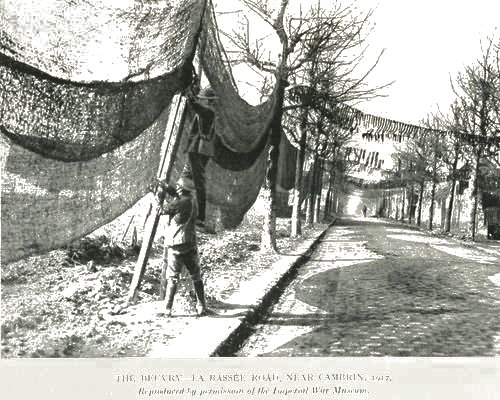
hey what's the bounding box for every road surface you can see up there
[237,217,500,356]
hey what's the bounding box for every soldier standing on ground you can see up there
[156,175,214,317]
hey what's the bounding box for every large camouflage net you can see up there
[0,53,192,160]
[0,0,204,160]
[1,109,170,263]
[1,0,280,264]
[199,3,277,168]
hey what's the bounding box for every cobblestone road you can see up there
[238,217,500,357]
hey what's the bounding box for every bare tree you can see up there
[451,39,500,240]
[282,3,388,236]
[225,0,291,252]
[420,116,448,231]
[435,102,465,232]
[390,132,429,227]
[224,0,387,249]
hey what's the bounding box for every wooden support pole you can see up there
[121,215,135,243]
[128,95,187,303]
[159,245,169,300]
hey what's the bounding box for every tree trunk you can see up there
[393,193,396,218]
[417,180,425,226]
[260,186,275,252]
[306,186,314,224]
[445,147,459,232]
[456,192,462,229]
[389,194,392,218]
[428,152,439,231]
[388,192,392,218]
[330,191,337,215]
[400,188,406,221]
[328,171,335,218]
[328,169,336,217]
[306,155,318,225]
[314,160,324,223]
[391,192,399,220]
[428,177,437,231]
[260,162,278,252]
[395,192,400,221]
[291,111,308,237]
[324,180,332,219]
[468,152,481,240]
[408,184,414,224]
[446,179,457,232]
[261,81,286,252]
[380,193,385,217]
[440,197,447,229]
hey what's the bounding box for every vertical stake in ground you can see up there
[128,95,188,303]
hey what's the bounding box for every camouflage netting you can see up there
[168,2,280,228]
[199,3,278,160]
[0,0,205,160]
[275,133,298,191]
[1,108,170,263]
[163,106,269,230]
[0,53,191,160]
[1,0,280,264]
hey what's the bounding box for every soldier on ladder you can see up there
[183,84,218,230]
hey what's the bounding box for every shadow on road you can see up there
[252,217,500,357]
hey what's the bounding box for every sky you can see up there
[355,0,500,125]
[6,0,499,125]
[215,0,500,126]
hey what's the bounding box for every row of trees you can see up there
[219,0,499,247]
[384,39,500,239]
[222,0,388,251]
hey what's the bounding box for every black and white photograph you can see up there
[1,0,499,398]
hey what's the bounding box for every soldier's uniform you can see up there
[159,176,211,317]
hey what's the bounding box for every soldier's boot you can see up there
[164,280,178,317]
[193,280,215,316]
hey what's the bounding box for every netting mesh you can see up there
[0,0,204,160]
[198,3,278,156]
[0,55,191,160]
[1,0,281,264]
[170,108,269,229]
[1,107,170,263]
[1,0,204,81]
[277,134,298,191]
